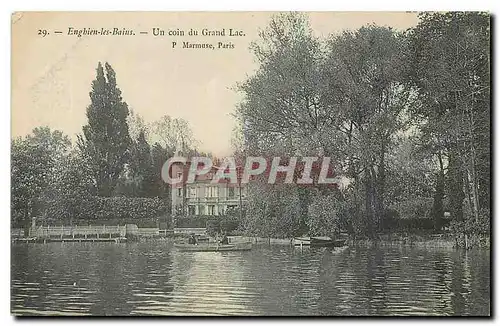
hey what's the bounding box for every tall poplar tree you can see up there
[78,62,131,197]
[129,130,156,197]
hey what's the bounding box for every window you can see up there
[208,205,215,215]
[188,206,196,215]
[206,186,218,198]
[228,187,235,198]
[188,187,196,198]
[177,188,182,196]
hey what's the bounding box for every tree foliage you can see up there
[407,12,490,229]
[11,63,201,226]
[11,127,71,228]
[78,62,132,197]
[237,12,490,239]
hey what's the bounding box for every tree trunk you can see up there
[375,141,386,232]
[364,167,375,238]
[297,187,310,235]
[432,152,445,231]
[468,161,480,224]
[448,149,465,222]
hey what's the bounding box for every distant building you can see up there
[170,160,247,217]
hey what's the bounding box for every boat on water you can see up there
[174,242,252,252]
[293,236,346,247]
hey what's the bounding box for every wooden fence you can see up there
[173,227,207,235]
[11,225,174,241]
[30,225,127,238]
[136,228,160,237]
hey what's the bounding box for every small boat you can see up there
[293,237,312,246]
[174,242,252,252]
[293,236,346,247]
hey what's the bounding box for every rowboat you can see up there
[293,236,346,247]
[174,242,252,252]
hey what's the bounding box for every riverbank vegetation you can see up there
[11,12,490,248]
[235,12,490,245]
[11,63,201,230]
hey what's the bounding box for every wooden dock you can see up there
[11,225,174,243]
[12,225,128,243]
[12,237,127,244]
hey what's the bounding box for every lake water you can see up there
[11,241,490,316]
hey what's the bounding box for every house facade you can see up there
[170,160,247,217]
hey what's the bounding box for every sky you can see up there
[12,12,419,156]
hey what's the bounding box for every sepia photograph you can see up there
[10,10,491,316]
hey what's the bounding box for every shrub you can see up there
[206,219,220,236]
[396,217,435,231]
[89,196,168,221]
[449,207,490,236]
[41,196,169,227]
[220,218,240,233]
[390,197,433,220]
[176,216,241,236]
[175,216,210,228]
[307,194,342,237]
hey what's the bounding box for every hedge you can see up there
[175,216,211,228]
[206,218,240,236]
[175,216,241,235]
[42,196,170,227]
[89,196,168,221]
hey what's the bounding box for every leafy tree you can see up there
[128,130,156,197]
[11,127,71,228]
[236,13,326,236]
[128,109,150,142]
[237,13,325,156]
[237,13,415,238]
[321,25,414,236]
[307,193,347,237]
[41,149,95,225]
[151,115,197,155]
[151,142,173,199]
[243,182,302,238]
[78,62,132,197]
[407,12,490,225]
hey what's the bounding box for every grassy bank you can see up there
[231,233,490,250]
[348,233,490,250]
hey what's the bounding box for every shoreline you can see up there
[228,234,491,250]
[12,226,490,250]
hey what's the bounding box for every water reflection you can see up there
[11,242,490,316]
